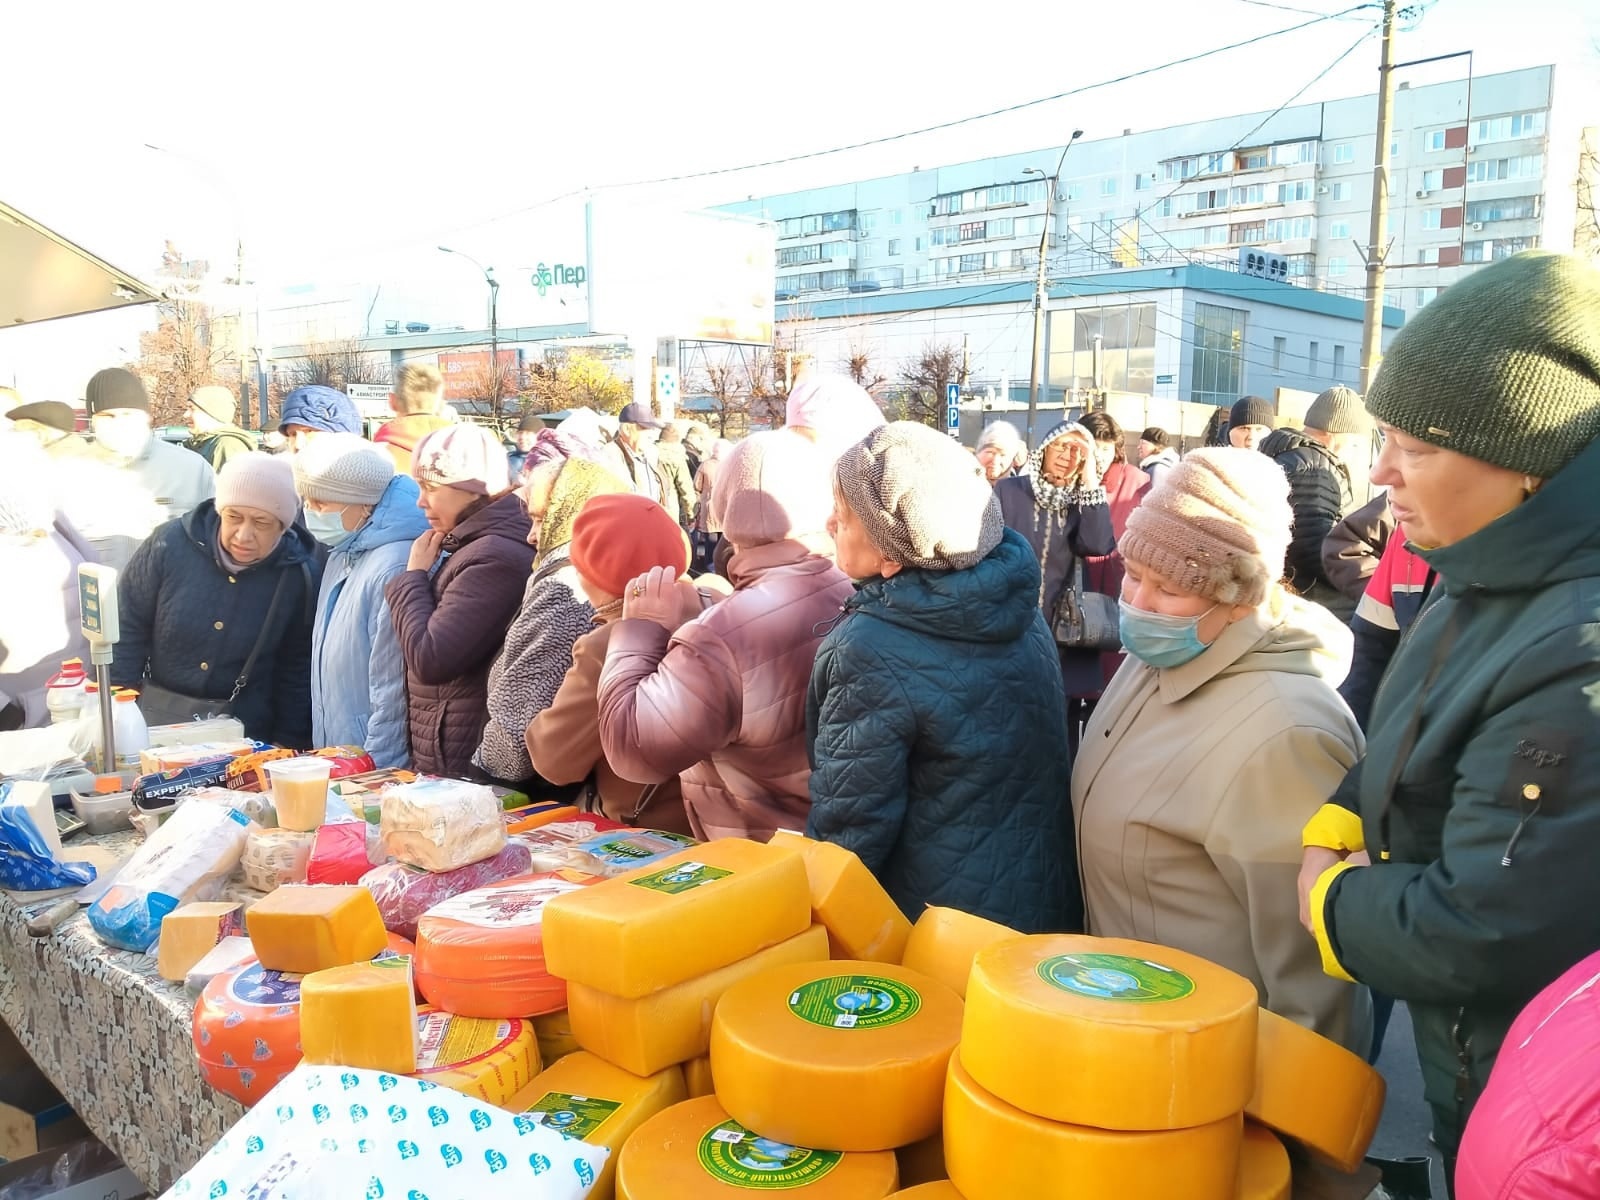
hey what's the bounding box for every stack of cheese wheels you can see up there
[411,1007,542,1106]
[950,935,1259,1200]
[899,906,1020,998]
[770,833,913,962]
[1247,1007,1387,1173]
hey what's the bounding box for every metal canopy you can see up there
[1,201,161,328]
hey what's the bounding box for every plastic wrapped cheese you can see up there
[193,961,306,1105]
[304,821,374,885]
[157,901,244,981]
[360,841,534,940]
[564,828,700,878]
[240,826,315,892]
[185,936,258,997]
[412,1008,543,1104]
[380,777,506,871]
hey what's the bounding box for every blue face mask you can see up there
[305,507,353,549]
[1118,599,1219,669]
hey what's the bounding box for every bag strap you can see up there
[229,570,293,703]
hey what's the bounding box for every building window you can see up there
[1272,141,1317,166]
[820,211,855,232]
[959,222,986,242]
[1390,139,1400,161]
[1278,181,1314,203]
[819,270,853,289]
[1205,152,1234,174]
[887,239,901,257]
[1309,341,1320,373]
[1328,257,1349,277]
[777,244,822,266]
[1286,254,1315,278]
[986,184,1015,207]
[1473,111,1547,144]
[959,253,986,272]
[1231,183,1265,206]
[1195,188,1228,211]
[1017,180,1049,205]
[1330,220,1351,240]
[1015,214,1046,238]
[1190,303,1247,407]
[1241,151,1269,170]
[1417,287,1439,307]
[1265,217,1314,240]
[859,212,878,232]
[1421,208,1443,231]
[987,217,1015,239]
[914,236,925,252]
[1417,246,1439,264]
[1332,143,1355,165]
[1135,173,1152,191]
[1425,129,1448,152]
[1463,236,1539,263]
[1332,182,1353,202]
[1273,336,1286,371]
[1231,220,1266,243]
[1101,177,1119,197]
[1332,345,1346,379]
[1465,196,1539,223]
[1420,169,1444,191]
[1164,157,1200,182]
[1064,182,1085,201]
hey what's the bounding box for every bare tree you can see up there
[1578,125,1600,263]
[744,345,787,430]
[129,243,234,426]
[283,337,391,391]
[698,362,750,436]
[893,339,967,428]
[842,339,887,393]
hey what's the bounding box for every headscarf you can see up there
[525,428,584,472]
[533,457,629,570]
[1027,422,1105,516]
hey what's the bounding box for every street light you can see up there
[1023,129,1084,449]
[438,246,502,412]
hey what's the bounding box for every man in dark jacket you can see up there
[809,422,1077,934]
[185,386,256,471]
[1260,387,1371,621]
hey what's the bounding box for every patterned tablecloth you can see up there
[0,830,244,1193]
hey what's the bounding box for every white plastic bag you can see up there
[380,778,506,872]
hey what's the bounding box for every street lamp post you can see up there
[1023,129,1084,449]
[438,247,501,415]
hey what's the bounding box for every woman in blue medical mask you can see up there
[293,434,429,767]
[1070,447,1372,1055]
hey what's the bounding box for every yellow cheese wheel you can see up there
[544,838,812,999]
[1246,1007,1385,1172]
[569,924,830,1076]
[505,1051,686,1200]
[410,1009,542,1106]
[961,934,1258,1129]
[157,901,244,982]
[533,1009,581,1065]
[300,956,418,1073]
[944,1055,1242,1200]
[772,833,912,962]
[888,1186,964,1199]
[894,1134,946,1186]
[1238,1123,1291,1200]
[684,1056,715,1099]
[247,885,388,975]
[615,1096,899,1199]
[899,907,1019,999]
[710,959,963,1152]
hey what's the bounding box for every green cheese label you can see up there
[787,974,922,1029]
[523,1091,621,1140]
[1037,952,1196,1003]
[697,1119,842,1188]
[628,860,733,895]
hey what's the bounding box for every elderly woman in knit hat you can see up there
[810,421,1074,931]
[293,434,429,767]
[1072,446,1368,1052]
[112,452,321,746]
[1298,252,1600,1174]
[974,420,1027,484]
[598,430,853,841]
[385,424,534,777]
[995,420,1116,750]
[474,457,629,790]
[278,385,363,452]
[528,492,728,835]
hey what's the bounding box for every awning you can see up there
[1,201,162,327]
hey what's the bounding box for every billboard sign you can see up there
[437,349,522,401]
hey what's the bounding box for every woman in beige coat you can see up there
[1071,447,1371,1055]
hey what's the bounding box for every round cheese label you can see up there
[1036,952,1196,1003]
[424,878,586,929]
[786,974,922,1030]
[697,1119,842,1188]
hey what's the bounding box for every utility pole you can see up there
[961,332,970,387]
[488,269,501,417]
[1025,130,1084,449]
[1359,0,1399,393]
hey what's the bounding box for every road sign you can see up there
[346,383,391,419]
[946,383,960,438]
[654,366,680,420]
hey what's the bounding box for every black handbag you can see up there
[1050,559,1122,652]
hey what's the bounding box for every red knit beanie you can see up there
[568,493,690,599]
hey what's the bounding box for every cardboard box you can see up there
[0,1138,144,1199]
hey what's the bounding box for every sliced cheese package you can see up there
[156,901,244,981]
[185,936,258,997]
[1238,1122,1292,1200]
[567,923,830,1076]
[710,959,964,1152]
[772,832,912,962]
[246,884,388,974]
[414,871,598,1018]
[411,1008,542,1105]
[239,826,315,893]
[943,1055,1242,1200]
[543,838,811,999]
[508,1051,687,1199]
[564,828,700,878]
[193,961,305,1105]
[379,777,506,872]
[900,907,1020,998]
[961,934,1258,1130]
[533,1009,580,1065]
[299,956,419,1073]
[359,841,535,939]
[615,1096,899,1200]
[1246,1007,1386,1172]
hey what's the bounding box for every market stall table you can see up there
[0,829,243,1192]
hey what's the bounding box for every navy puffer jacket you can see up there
[805,528,1080,933]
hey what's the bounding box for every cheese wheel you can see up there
[900,907,1019,999]
[240,826,315,892]
[961,934,1258,1129]
[414,871,597,1018]
[544,838,811,999]
[411,1009,542,1106]
[615,1096,899,1200]
[1246,1007,1385,1172]
[1238,1123,1291,1200]
[710,959,964,1152]
[506,1051,686,1199]
[158,901,244,982]
[944,1056,1242,1200]
[247,885,388,974]
[192,962,304,1105]
[888,1186,964,1199]
[895,1135,946,1186]
[772,833,912,962]
[684,1056,715,1099]
[569,924,830,1076]
[533,1009,581,1065]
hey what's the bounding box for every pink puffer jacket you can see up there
[1456,948,1600,1199]
[597,539,853,842]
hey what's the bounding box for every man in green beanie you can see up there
[1297,252,1600,1186]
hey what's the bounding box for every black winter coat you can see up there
[112,503,320,747]
[1261,428,1353,614]
[806,529,1079,933]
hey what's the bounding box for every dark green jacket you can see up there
[1320,434,1600,1154]
[186,426,256,471]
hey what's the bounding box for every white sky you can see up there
[2,0,1595,399]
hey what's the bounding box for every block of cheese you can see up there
[772,832,912,962]
[710,959,964,1152]
[944,1055,1242,1200]
[568,923,829,1076]
[411,1009,542,1105]
[1246,1007,1386,1172]
[299,956,419,1073]
[961,934,1258,1130]
[507,1051,686,1199]
[185,936,257,997]
[192,961,304,1105]
[895,1134,946,1187]
[683,1055,714,1099]
[889,1186,965,1199]
[615,1096,899,1200]
[532,1009,580,1066]
[414,870,597,1018]
[1238,1123,1291,1200]
[239,826,315,892]
[379,777,506,872]
[246,884,388,974]
[900,907,1020,998]
[543,838,811,999]
[157,901,244,981]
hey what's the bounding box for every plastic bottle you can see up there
[111,693,151,775]
[45,659,88,724]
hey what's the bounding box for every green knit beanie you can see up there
[1365,252,1600,479]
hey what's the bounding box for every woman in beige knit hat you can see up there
[1071,446,1371,1054]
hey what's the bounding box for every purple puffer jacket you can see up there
[1456,947,1600,1199]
